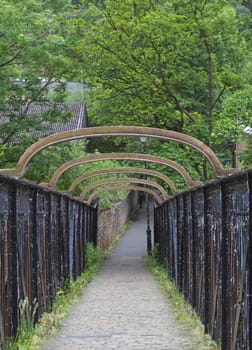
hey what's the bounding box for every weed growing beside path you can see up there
[6,243,104,350]
[6,218,132,350]
[146,252,220,350]
[28,243,104,350]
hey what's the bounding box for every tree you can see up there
[211,87,252,167]
[70,1,249,135]
[242,0,252,13]
[241,135,252,167]
[0,0,74,157]
[68,0,252,178]
[24,142,130,208]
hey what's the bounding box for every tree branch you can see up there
[0,51,21,68]
[151,41,195,122]
[212,84,227,110]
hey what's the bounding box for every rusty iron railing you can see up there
[0,126,237,178]
[0,174,97,347]
[39,153,201,189]
[65,167,178,195]
[154,169,252,350]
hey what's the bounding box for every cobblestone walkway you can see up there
[43,205,198,350]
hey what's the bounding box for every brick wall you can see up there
[97,191,139,249]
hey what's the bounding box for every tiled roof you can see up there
[0,102,88,143]
[244,126,252,136]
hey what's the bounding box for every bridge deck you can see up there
[43,205,198,350]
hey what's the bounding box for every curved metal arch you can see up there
[0,126,238,178]
[40,153,202,189]
[78,178,169,201]
[85,185,163,206]
[66,167,177,195]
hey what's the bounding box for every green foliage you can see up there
[240,136,252,168]
[64,0,252,179]
[92,189,129,209]
[212,87,252,144]
[0,0,74,147]
[1,0,252,197]
[24,140,87,186]
[22,143,129,207]
[71,0,251,129]
[85,242,104,272]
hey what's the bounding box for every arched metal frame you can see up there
[0,126,238,178]
[40,153,202,189]
[65,167,177,195]
[77,178,169,201]
[85,185,163,206]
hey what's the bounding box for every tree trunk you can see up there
[207,50,213,136]
[246,0,252,14]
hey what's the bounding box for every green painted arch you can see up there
[40,153,202,189]
[85,185,163,206]
[64,167,177,195]
[77,178,169,201]
[0,126,238,178]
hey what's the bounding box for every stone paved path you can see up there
[43,204,198,350]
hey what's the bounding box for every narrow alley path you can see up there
[43,204,198,350]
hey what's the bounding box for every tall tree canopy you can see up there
[69,0,252,158]
[1,0,252,186]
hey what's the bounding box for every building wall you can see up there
[97,191,139,249]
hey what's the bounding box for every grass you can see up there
[6,298,38,350]
[145,248,221,350]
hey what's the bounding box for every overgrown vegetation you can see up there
[146,248,220,350]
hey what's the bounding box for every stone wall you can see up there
[97,191,139,249]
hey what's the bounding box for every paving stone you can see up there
[43,204,198,350]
